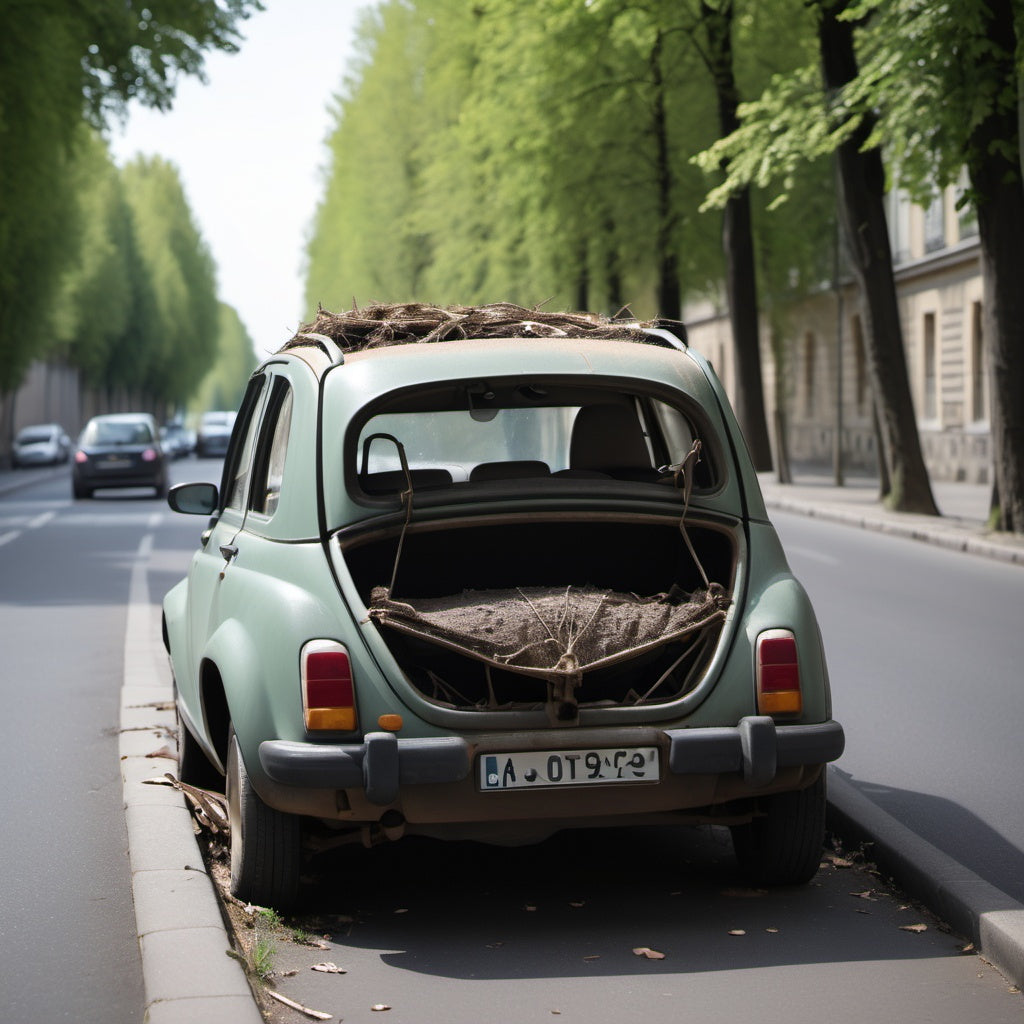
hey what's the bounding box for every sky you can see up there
[109,2,369,362]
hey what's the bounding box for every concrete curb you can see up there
[827,769,1024,989]
[122,536,263,1024]
[763,493,1024,567]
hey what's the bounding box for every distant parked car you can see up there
[163,303,844,910]
[72,413,168,499]
[196,411,236,458]
[11,423,71,467]
[161,421,196,459]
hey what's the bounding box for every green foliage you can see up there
[53,127,136,387]
[120,156,220,405]
[189,303,257,416]
[305,0,834,322]
[0,0,261,396]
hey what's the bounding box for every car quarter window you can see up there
[221,376,267,511]
[249,379,294,517]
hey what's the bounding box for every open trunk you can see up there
[342,515,736,722]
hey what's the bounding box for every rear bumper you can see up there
[259,716,844,807]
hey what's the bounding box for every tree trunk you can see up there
[650,30,682,320]
[703,0,773,471]
[817,1,938,515]
[965,0,1024,534]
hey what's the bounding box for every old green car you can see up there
[163,303,844,909]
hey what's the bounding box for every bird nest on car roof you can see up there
[284,301,683,353]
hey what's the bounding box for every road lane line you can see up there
[0,530,20,547]
[27,510,56,529]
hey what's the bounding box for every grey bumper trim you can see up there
[260,733,471,805]
[260,717,844,807]
[666,717,844,785]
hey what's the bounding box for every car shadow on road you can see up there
[277,822,970,982]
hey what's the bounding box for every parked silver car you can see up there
[11,423,71,467]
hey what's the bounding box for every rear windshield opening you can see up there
[353,383,716,495]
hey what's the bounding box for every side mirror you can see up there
[168,481,219,515]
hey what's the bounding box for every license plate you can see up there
[479,747,659,791]
[99,455,131,469]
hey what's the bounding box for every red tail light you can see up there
[756,629,802,715]
[75,450,88,463]
[301,640,357,731]
[141,447,158,462]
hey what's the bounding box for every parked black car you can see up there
[72,413,168,499]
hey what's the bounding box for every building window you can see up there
[803,332,816,418]
[923,192,946,252]
[887,189,913,263]
[923,312,937,420]
[971,301,986,422]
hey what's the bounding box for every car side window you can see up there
[249,379,294,517]
[221,376,266,511]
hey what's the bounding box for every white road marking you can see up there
[0,530,20,547]
[27,510,57,529]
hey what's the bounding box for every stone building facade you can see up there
[687,183,990,484]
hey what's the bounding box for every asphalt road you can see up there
[1,466,1021,1023]
[772,509,1024,905]
[0,464,201,1022]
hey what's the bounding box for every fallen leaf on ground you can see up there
[766,928,779,934]
[393,908,408,914]
[145,745,175,760]
[727,930,747,937]
[583,955,601,961]
[569,901,586,908]
[311,962,346,974]
[523,904,537,912]
[720,887,767,898]
[371,1004,391,1012]
[850,890,878,900]
[632,947,666,960]
[900,923,928,933]
[960,942,975,954]
[822,851,855,868]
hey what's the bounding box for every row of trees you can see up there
[305,0,1024,533]
[0,0,262,434]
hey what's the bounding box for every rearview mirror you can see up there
[167,481,219,515]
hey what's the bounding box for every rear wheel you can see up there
[72,479,91,499]
[175,701,222,792]
[730,772,826,886]
[226,728,301,910]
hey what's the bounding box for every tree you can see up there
[0,0,261,401]
[120,156,220,408]
[695,0,940,515]
[52,128,136,391]
[190,303,256,415]
[841,0,1024,530]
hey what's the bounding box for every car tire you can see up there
[226,727,301,910]
[176,703,223,792]
[154,475,168,499]
[730,771,826,886]
[72,480,91,499]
